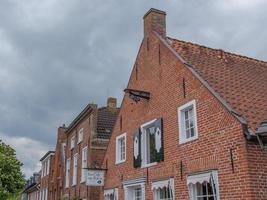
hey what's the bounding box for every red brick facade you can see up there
[101,9,267,200]
[44,98,118,200]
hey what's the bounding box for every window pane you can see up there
[134,187,142,200]
[147,127,157,163]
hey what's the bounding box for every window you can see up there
[178,100,198,144]
[78,128,84,144]
[104,188,118,200]
[116,133,126,164]
[123,178,146,200]
[70,136,75,149]
[152,178,174,200]
[65,158,70,188]
[140,118,163,167]
[81,146,88,183]
[41,159,48,177]
[46,158,50,175]
[134,187,142,200]
[45,188,48,200]
[187,170,220,200]
[72,154,78,186]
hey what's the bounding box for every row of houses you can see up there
[20,8,267,200]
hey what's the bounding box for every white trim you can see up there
[178,99,198,144]
[78,128,84,144]
[115,133,127,164]
[65,158,70,188]
[81,146,88,183]
[152,178,175,200]
[123,178,146,200]
[70,136,75,149]
[72,153,78,186]
[152,178,174,190]
[140,119,158,167]
[187,170,220,200]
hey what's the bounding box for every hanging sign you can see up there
[86,169,105,186]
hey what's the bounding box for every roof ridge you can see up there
[167,36,267,66]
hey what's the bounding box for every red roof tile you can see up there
[168,37,267,132]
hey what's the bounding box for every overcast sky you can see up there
[0,0,267,178]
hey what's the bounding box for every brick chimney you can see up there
[143,8,166,38]
[107,97,117,109]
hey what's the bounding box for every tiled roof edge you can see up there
[154,31,251,133]
[167,37,267,66]
[66,103,96,134]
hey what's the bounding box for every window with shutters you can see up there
[178,100,198,144]
[65,158,70,188]
[116,133,126,164]
[187,171,220,200]
[78,128,83,144]
[140,118,163,167]
[72,154,78,186]
[81,146,88,183]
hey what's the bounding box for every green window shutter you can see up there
[154,118,164,162]
[133,128,141,168]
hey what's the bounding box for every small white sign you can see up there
[86,169,105,186]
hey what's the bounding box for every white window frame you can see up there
[72,153,78,186]
[187,170,220,200]
[152,178,175,200]
[78,128,84,144]
[46,158,50,176]
[45,188,48,200]
[178,100,198,144]
[65,158,71,188]
[124,180,146,200]
[70,136,75,149]
[115,133,126,164]
[81,146,88,183]
[104,188,119,200]
[140,119,158,168]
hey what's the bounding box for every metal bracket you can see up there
[124,88,150,103]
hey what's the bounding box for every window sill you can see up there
[141,162,157,168]
[115,159,126,165]
[179,136,198,145]
[80,180,86,184]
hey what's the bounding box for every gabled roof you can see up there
[97,107,119,139]
[66,102,119,139]
[167,37,267,132]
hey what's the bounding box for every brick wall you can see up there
[101,10,255,200]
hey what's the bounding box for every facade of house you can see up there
[39,151,55,200]
[22,172,41,200]
[20,97,119,200]
[49,126,67,200]
[101,8,267,200]
[63,97,119,199]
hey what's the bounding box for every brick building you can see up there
[21,172,41,200]
[62,97,119,199]
[49,126,67,200]
[101,8,267,200]
[40,151,55,200]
